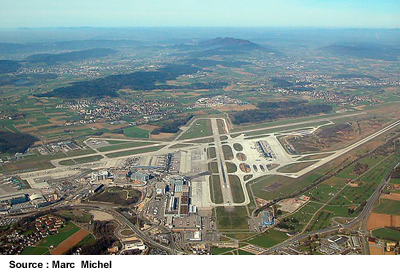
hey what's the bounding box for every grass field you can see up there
[250,173,322,201]
[90,187,141,206]
[105,145,164,158]
[210,247,234,255]
[372,228,400,241]
[222,145,234,160]
[178,119,212,140]
[246,229,289,248]
[22,221,81,255]
[277,161,317,173]
[208,162,219,174]
[307,211,335,231]
[97,141,154,152]
[207,147,216,159]
[233,143,243,151]
[216,206,249,230]
[210,175,223,204]
[65,148,96,157]
[226,162,237,173]
[59,155,103,165]
[21,246,50,255]
[229,175,245,203]
[217,119,227,135]
[57,210,92,223]
[374,199,400,216]
[123,126,150,139]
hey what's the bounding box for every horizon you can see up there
[1,0,399,29]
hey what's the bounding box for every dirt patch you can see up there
[50,229,90,255]
[239,163,251,173]
[369,245,384,255]
[90,210,114,221]
[213,104,257,112]
[366,213,400,230]
[224,85,234,92]
[381,193,400,201]
[151,133,174,140]
[97,123,129,130]
[48,117,67,126]
[100,133,126,139]
[19,127,38,132]
[236,153,247,161]
[88,123,105,129]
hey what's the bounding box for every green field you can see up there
[373,199,400,216]
[210,247,235,255]
[233,143,243,151]
[210,175,223,204]
[41,222,80,246]
[123,126,150,139]
[59,155,103,165]
[22,221,80,255]
[98,141,154,152]
[226,162,237,173]
[238,249,254,255]
[65,148,96,157]
[222,145,234,160]
[246,230,289,248]
[178,119,213,140]
[250,173,322,201]
[307,211,335,231]
[277,161,317,173]
[208,162,219,174]
[217,119,227,135]
[207,147,216,159]
[21,246,51,255]
[372,228,400,241]
[216,206,249,230]
[90,187,141,206]
[229,175,245,203]
[105,145,164,158]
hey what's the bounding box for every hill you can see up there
[0,60,21,74]
[24,48,117,65]
[322,43,400,61]
[200,37,263,50]
[38,64,199,98]
[187,37,281,58]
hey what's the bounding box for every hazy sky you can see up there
[1,0,399,28]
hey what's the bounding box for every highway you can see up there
[263,159,400,254]
[66,203,177,254]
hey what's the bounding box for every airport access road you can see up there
[67,203,177,255]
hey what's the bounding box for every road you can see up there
[263,159,400,254]
[66,203,177,254]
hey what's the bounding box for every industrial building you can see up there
[0,186,28,205]
[130,171,150,183]
[91,170,109,181]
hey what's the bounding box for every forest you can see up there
[0,130,38,154]
[0,60,21,74]
[39,64,199,98]
[231,101,332,124]
[151,114,194,134]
